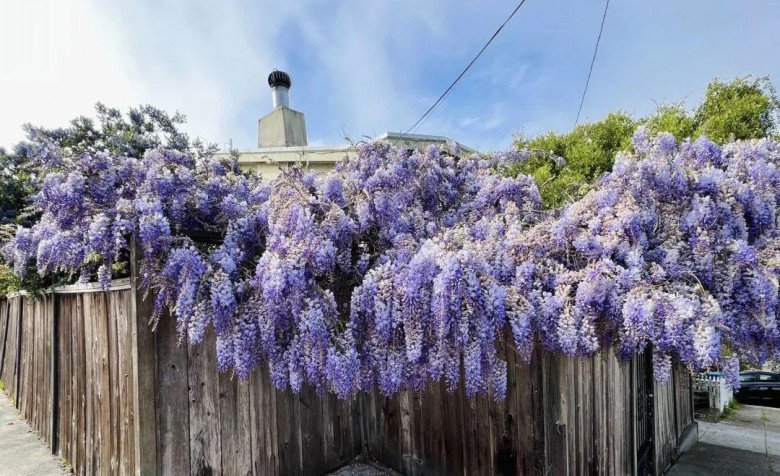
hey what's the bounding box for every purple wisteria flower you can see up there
[3,133,779,400]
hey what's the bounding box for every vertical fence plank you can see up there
[50,294,58,452]
[248,369,266,475]
[544,354,567,476]
[94,292,111,475]
[219,373,252,475]
[505,344,522,476]
[0,300,8,377]
[108,292,121,473]
[115,290,136,476]
[58,296,73,466]
[130,243,158,476]
[12,297,22,404]
[2,299,12,393]
[83,294,96,476]
[251,366,279,475]
[188,330,222,475]
[18,298,30,413]
[156,312,190,475]
[72,294,86,476]
[20,299,30,418]
[274,384,296,474]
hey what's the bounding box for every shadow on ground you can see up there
[669,404,780,475]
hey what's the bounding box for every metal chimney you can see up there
[268,70,291,109]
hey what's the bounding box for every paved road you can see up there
[0,393,68,476]
[669,404,780,475]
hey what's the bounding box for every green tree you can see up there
[512,112,635,207]
[511,76,779,208]
[694,76,779,143]
[0,149,34,225]
[644,103,697,141]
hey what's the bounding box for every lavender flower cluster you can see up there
[4,132,778,397]
[504,130,779,389]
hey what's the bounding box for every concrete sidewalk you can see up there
[669,404,780,475]
[0,392,68,476]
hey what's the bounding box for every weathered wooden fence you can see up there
[148,314,362,475]
[0,282,136,475]
[0,274,695,475]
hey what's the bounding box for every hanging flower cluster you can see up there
[505,130,780,388]
[4,131,779,398]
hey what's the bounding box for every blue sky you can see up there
[2,0,779,152]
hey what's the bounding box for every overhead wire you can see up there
[399,0,530,139]
[574,0,610,127]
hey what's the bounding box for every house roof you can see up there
[222,132,475,166]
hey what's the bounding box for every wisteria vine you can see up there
[4,130,779,398]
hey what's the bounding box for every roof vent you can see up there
[268,70,291,108]
[268,70,292,89]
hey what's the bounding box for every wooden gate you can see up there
[635,347,655,475]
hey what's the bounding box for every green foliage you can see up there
[0,263,19,296]
[0,149,35,226]
[511,76,780,208]
[694,76,779,143]
[0,261,57,297]
[721,398,741,419]
[0,379,5,392]
[20,102,198,157]
[512,112,635,208]
[644,103,697,141]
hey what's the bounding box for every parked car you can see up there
[735,371,780,405]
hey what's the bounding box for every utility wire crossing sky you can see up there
[1,0,779,152]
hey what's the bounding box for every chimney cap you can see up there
[268,70,291,89]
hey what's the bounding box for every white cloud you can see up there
[3,0,779,155]
[0,0,287,149]
[0,0,136,147]
[83,0,287,148]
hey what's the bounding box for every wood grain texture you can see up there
[0,300,8,377]
[188,330,223,475]
[129,241,158,476]
[2,288,700,476]
[155,309,190,476]
[116,291,136,476]
[0,291,136,476]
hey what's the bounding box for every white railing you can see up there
[694,373,733,412]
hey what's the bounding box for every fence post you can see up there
[50,292,59,453]
[14,297,23,406]
[130,241,158,475]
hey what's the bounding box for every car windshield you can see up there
[740,373,757,382]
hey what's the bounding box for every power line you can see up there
[401,0,529,137]
[574,0,610,127]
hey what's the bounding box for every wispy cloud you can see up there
[0,1,135,146]
[2,0,780,153]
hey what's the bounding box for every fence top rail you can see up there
[4,278,131,298]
